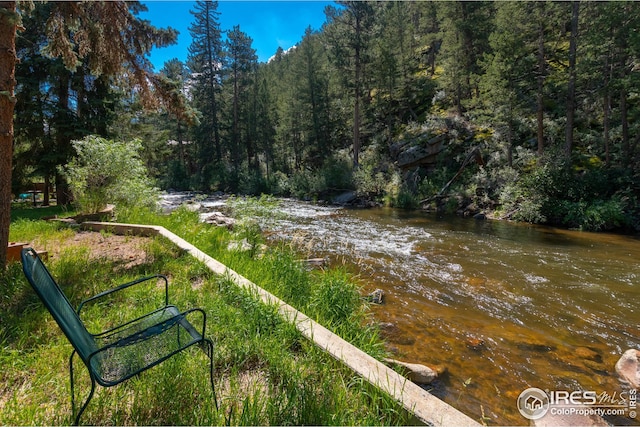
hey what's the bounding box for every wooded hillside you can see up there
[12,1,640,232]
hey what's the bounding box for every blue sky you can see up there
[140,1,334,69]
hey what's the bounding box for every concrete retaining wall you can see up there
[82,221,479,427]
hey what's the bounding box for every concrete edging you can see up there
[81,221,479,427]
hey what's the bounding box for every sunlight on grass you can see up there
[1,207,408,425]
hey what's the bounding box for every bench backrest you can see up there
[21,248,97,362]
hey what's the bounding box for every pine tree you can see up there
[438,1,494,116]
[295,27,333,168]
[480,2,537,166]
[188,0,224,184]
[325,1,375,168]
[224,25,257,186]
[156,58,200,186]
[0,1,177,267]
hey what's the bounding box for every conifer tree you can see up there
[325,1,375,168]
[0,1,176,268]
[224,25,257,185]
[188,0,224,184]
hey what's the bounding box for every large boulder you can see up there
[533,411,609,427]
[333,191,357,205]
[615,348,640,389]
[392,134,446,170]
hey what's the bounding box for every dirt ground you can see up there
[35,230,151,269]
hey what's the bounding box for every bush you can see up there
[554,198,628,231]
[60,136,159,213]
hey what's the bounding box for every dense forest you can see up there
[11,1,640,232]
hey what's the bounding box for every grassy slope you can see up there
[0,209,408,425]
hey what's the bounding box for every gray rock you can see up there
[202,211,235,229]
[384,358,438,384]
[333,191,357,205]
[365,289,384,304]
[227,238,253,252]
[615,348,640,389]
[533,411,609,427]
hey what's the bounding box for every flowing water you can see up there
[170,194,640,425]
[250,199,640,425]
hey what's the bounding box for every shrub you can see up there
[60,135,159,213]
[556,198,628,231]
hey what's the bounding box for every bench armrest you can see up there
[77,274,169,316]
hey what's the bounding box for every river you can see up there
[170,194,640,425]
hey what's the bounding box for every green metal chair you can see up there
[20,247,218,425]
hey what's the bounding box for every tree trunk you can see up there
[55,71,72,205]
[621,90,630,166]
[565,1,579,157]
[506,121,513,168]
[536,20,545,157]
[204,2,221,163]
[43,175,50,206]
[0,1,17,269]
[604,92,610,166]
[353,14,362,169]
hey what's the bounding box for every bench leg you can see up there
[69,350,96,426]
[203,339,218,411]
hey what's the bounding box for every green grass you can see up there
[10,202,76,222]
[0,206,409,425]
[122,205,387,356]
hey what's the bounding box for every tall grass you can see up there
[122,205,386,357]
[1,208,408,425]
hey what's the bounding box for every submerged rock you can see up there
[465,334,486,351]
[615,348,640,389]
[575,346,603,363]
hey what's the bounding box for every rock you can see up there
[364,289,384,304]
[301,258,327,268]
[378,322,401,335]
[533,411,609,427]
[615,348,640,389]
[227,238,253,252]
[575,346,602,363]
[202,211,235,229]
[384,358,438,384]
[465,335,486,351]
[473,212,487,220]
[333,191,357,205]
[394,134,446,170]
[184,201,202,212]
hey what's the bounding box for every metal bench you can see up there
[20,247,217,425]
